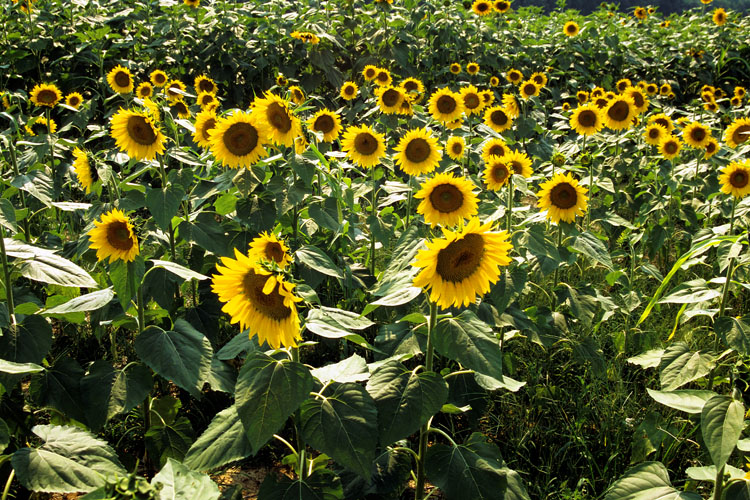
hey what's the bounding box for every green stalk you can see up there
[415,300,438,500]
[552,224,563,310]
[8,130,33,241]
[291,347,307,480]
[370,165,377,277]
[1,469,14,500]
[0,227,15,328]
[405,185,413,230]
[505,180,513,234]
[713,464,725,500]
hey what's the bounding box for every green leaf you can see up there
[685,464,745,482]
[178,213,229,256]
[205,357,236,393]
[11,169,53,206]
[701,395,744,469]
[134,320,213,398]
[0,418,9,453]
[151,458,221,500]
[257,475,323,500]
[150,259,209,282]
[295,245,344,279]
[5,239,98,288]
[0,198,17,233]
[29,357,88,423]
[723,479,750,499]
[42,288,114,315]
[366,360,448,446]
[659,342,715,391]
[660,279,721,304]
[716,316,750,356]
[627,349,664,369]
[647,388,717,414]
[0,359,44,374]
[434,310,503,380]
[146,416,193,467]
[146,185,184,232]
[110,256,145,310]
[604,461,701,500]
[371,286,422,307]
[570,232,613,270]
[11,425,127,493]
[184,405,252,472]
[80,361,153,431]
[425,432,507,500]
[311,354,369,384]
[0,314,52,364]
[520,225,561,275]
[235,352,313,454]
[301,382,378,479]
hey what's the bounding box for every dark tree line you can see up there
[510,0,750,15]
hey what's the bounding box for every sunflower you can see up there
[449,63,461,75]
[72,147,96,194]
[484,105,513,133]
[170,99,190,119]
[724,118,750,148]
[252,93,301,147]
[519,80,540,100]
[658,135,681,160]
[648,113,674,131]
[719,161,750,198]
[501,93,519,118]
[25,116,56,136]
[288,86,305,105]
[570,104,604,135]
[150,70,168,87]
[362,65,378,82]
[30,83,62,108]
[576,90,589,104]
[399,99,414,117]
[494,0,510,12]
[623,87,649,115]
[562,102,571,112]
[506,69,523,85]
[429,88,464,124]
[110,108,166,161]
[530,72,548,88]
[704,101,719,113]
[276,75,288,87]
[374,69,392,87]
[87,209,139,263]
[603,96,636,130]
[537,172,588,224]
[308,109,342,143]
[682,122,711,149]
[446,136,466,160]
[489,76,500,87]
[165,80,187,101]
[481,90,495,108]
[194,75,217,95]
[731,96,742,107]
[734,87,746,99]
[394,128,443,176]
[712,8,727,26]
[341,124,386,169]
[502,150,533,177]
[106,65,133,94]
[701,91,714,103]
[643,83,658,96]
[184,0,199,6]
[193,109,217,149]
[445,118,464,130]
[12,0,35,13]
[211,249,302,349]
[376,85,405,114]
[340,81,359,100]
[460,85,484,116]
[660,20,670,27]
[644,123,668,146]
[401,77,425,100]
[197,91,218,109]
[563,21,579,36]
[415,173,478,228]
[65,92,84,109]
[592,96,609,109]
[659,83,672,96]
[634,7,647,19]
[704,138,720,159]
[249,232,291,268]
[481,137,508,162]
[209,111,268,168]
[412,217,512,309]
[136,82,153,99]
[590,87,605,98]
[466,62,480,75]
[472,0,492,15]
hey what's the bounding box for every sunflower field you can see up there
[1,0,750,498]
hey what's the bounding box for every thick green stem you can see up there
[291,347,307,480]
[713,464,725,500]
[552,224,563,310]
[370,166,377,277]
[8,139,31,241]
[0,227,15,327]
[415,300,438,500]
[506,181,513,234]
[1,469,15,500]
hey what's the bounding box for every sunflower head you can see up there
[659,135,682,160]
[150,70,169,87]
[489,76,500,87]
[570,104,604,136]
[644,123,668,146]
[576,90,589,104]
[724,117,750,148]
[734,86,746,98]
[634,7,647,19]
[530,72,548,88]
[615,79,632,93]
[472,0,492,15]
[30,83,62,108]
[110,108,167,161]
[482,137,508,163]
[394,128,443,176]
[194,75,217,95]
[340,81,359,100]
[460,85,484,115]
[209,111,269,168]
[136,82,154,99]
[603,96,636,130]
[376,85,405,114]
[537,172,588,224]
[249,232,291,268]
[493,0,510,12]
[251,93,301,147]
[374,69,392,87]
[519,80,540,100]
[446,136,466,161]
[713,8,727,26]
[308,108,342,143]
[502,150,532,178]
[193,109,217,149]
[341,124,386,169]
[659,83,672,96]
[107,65,134,94]
[624,87,649,114]
[648,113,674,132]
[704,138,720,159]
[65,92,84,109]
[483,105,513,133]
[362,65,378,82]
[429,88,465,124]
[682,122,712,149]
[506,69,523,85]
[87,209,139,263]
[415,172,478,228]
[165,80,187,101]
[563,21,579,36]
[719,161,750,198]
[483,158,512,191]
[288,86,305,105]
[731,96,742,107]
[197,91,218,110]
[562,102,571,112]
[72,147,97,194]
[466,62,480,75]
[412,218,512,309]
[449,63,461,75]
[25,116,57,136]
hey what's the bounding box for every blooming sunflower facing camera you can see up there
[340,81,359,100]
[563,21,579,36]
[501,93,519,118]
[211,248,302,349]
[460,85,484,116]
[483,158,512,190]
[376,86,405,114]
[249,232,291,268]
[415,173,478,228]
[30,83,62,108]
[494,0,510,13]
[466,62,480,75]
[165,80,186,101]
[503,150,533,177]
[519,80,540,100]
[537,172,588,224]
[603,96,636,130]
[719,161,750,199]
[429,88,464,124]
[194,75,217,95]
[87,209,139,263]
[136,82,154,99]
[506,68,523,85]
[308,108,341,143]
[659,135,682,160]
[471,0,492,15]
[107,65,133,94]
[65,92,84,109]
[682,122,711,149]
[394,128,442,176]
[110,108,166,161]
[644,123,668,146]
[252,93,301,147]
[570,104,603,135]
[374,69,392,87]
[446,136,465,161]
[342,124,386,169]
[704,138,719,159]
[412,218,513,309]
[712,8,727,26]
[482,137,508,162]
[724,118,750,149]
[209,111,268,168]
[289,86,305,105]
[150,70,168,87]
[484,105,513,133]
[401,77,425,102]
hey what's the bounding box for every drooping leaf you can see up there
[311,354,369,384]
[184,405,252,472]
[295,245,344,279]
[716,316,750,356]
[433,310,503,380]
[659,342,715,391]
[701,395,744,470]
[42,288,115,315]
[80,361,153,430]
[6,239,98,288]
[646,388,717,414]
[151,458,221,500]
[603,461,701,500]
[0,359,44,374]
[150,259,209,282]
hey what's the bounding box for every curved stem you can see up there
[415,300,438,500]
[1,469,14,500]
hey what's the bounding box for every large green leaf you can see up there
[724,480,750,499]
[110,256,145,310]
[146,184,184,232]
[659,279,721,304]
[433,310,503,380]
[716,316,750,356]
[0,359,44,374]
[150,259,209,282]
[0,314,52,364]
[366,359,448,446]
[146,416,193,468]
[29,357,87,424]
[646,388,717,414]
[570,232,613,270]
[135,320,213,398]
[235,352,313,454]
[659,342,715,391]
[151,458,221,500]
[295,245,344,279]
[311,354,369,384]
[184,405,252,472]
[80,360,153,431]
[701,395,744,470]
[424,432,507,500]
[11,425,127,493]
[257,475,323,500]
[301,382,378,479]
[5,239,98,288]
[0,198,18,233]
[42,288,115,316]
[604,461,701,500]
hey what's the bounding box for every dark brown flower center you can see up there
[405,138,431,163]
[451,142,463,155]
[578,110,597,128]
[314,114,335,134]
[242,271,291,320]
[730,170,749,188]
[437,95,457,114]
[69,95,81,106]
[654,118,670,129]
[37,89,57,103]
[477,2,488,11]
[201,94,215,105]
[198,79,215,93]
[566,24,576,33]
[617,82,628,92]
[344,85,355,95]
[706,141,717,154]
[488,144,505,157]
[464,93,480,109]
[139,87,151,97]
[267,102,292,133]
[167,84,182,98]
[114,71,130,88]
[200,118,216,141]
[223,122,258,156]
[523,83,536,96]
[533,75,544,85]
[127,115,157,145]
[31,121,47,135]
[404,81,419,92]
[648,127,660,139]
[382,89,401,107]
[429,184,464,213]
[630,91,644,108]
[550,182,577,209]
[510,160,524,175]
[491,163,509,183]
[436,233,484,282]
[510,72,521,81]
[365,68,376,79]
[664,141,678,154]
[376,71,390,83]
[732,125,750,145]
[490,109,508,126]
[607,100,630,121]
[265,242,285,263]
[154,73,167,84]
[106,221,135,251]
[355,132,378,155]
[173,101,188,115]
[689,126,707,143]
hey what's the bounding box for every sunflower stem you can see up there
[552,224,563,310]
[713,465,726,500]
[6,140,31,241]
[415,300,438,500]
[505,180,513,234]
[370,165,377,277]
[1,468,14,500]
[0,227,16,328]
[291,347,307,480]
[406,179,413,231]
